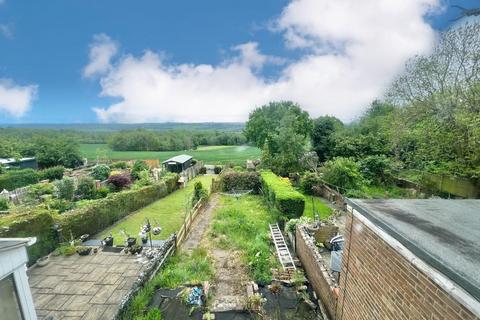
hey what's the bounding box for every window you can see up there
[0,274,23,320]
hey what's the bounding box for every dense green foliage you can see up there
[245,101,312,176]
[38,166,65,181]
[311,116,343,162]
[0,169,39,190]
[320,157,365,192]
[54,177,75,201]
[218,170,261,193]
[75,176,96,200]
[260,171,305,219]
[108,129,246,151]
[91,164,111,180]
[0,198,9,210]
[131,160,149,180]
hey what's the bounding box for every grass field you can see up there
[97,175,213,245]
[80,144,261,165]
[302,195,333,220]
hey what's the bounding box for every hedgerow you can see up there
[260,170,305,219]
[218,170,261,193]
[0,169,39,190]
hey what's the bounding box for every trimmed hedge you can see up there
[39,166,65,181]
[260,171,305,219]
[0,169,39,190]
[0,210,58,266]
[219,170,261,193]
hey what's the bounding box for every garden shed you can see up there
[162,154,193,173]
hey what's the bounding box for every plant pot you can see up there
[141,238,148,244]
[126,237,137,247]
[129,244,143,254]
[103,236,114,246]
[37,256,50,267]
[77,247,92,256]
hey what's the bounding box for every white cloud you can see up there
[90,0,440,123]
[83,33,118,78]
[0,79,37,117]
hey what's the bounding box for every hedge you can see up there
[219,170,261,193]
[260,171,305,219]
[0,169,39,190]
[0,210,58,266]
[60,182,170,238]
[38,166,65,181]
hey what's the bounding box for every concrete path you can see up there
[28,250,146,320]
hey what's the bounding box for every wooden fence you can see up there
[175,197,207,247]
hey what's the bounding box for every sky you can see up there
[0,0,478,124]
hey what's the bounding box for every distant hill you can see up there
[0,122,245,132]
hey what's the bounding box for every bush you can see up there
[55,177,75,200]
[95,186,110,199]
[107,173,132,191]
[0,169,39,190]
[163,173,179,193]
[219,170,261,193]
[38,166,65,181]
[0,198,9,210]
[0,210,57,266]
[75,176,96,200]
[300,172,322,195]
[91,164,111,180]
[59,181,171,239]
[321,157,365,192]
[131,160,149,180]
[214,165,222,174]
[111,161,128,169]
[192,181,208,205]
[199,166,207,174]
[132,170,153,189]
[359,155,395,185]
[47,198,76,213]
[260,171,305,219]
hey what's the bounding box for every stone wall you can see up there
[296,225,338,319]
[335,212,478,320]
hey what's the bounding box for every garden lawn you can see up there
[302,195,333,220]
[210,195,279,283]
[80,144,261,165]
[98,175,212,245]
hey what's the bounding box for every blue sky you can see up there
[0,0,477,123]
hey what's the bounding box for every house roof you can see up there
[0,238,37,253]
[347,199,480,301]
[0,157,36,165]
[161,154,192,164]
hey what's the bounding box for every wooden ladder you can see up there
[269,223,296,271]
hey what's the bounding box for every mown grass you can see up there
[120,248,213,320]
[210,195,279,284]
[302,195,333,220]
[80,144,261,165]
[98,175,212,244]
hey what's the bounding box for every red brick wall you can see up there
[336,212,478,320]
[296,226,338,318]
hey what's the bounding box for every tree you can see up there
[311,116,343,162]
[55,177,75,201]
[321,157,365,192]
[244,101,312,148]
[75,176,96,200]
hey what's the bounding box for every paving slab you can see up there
[28,250,146,320]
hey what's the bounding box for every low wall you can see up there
[296,225,338,319]
[316,184,346,210]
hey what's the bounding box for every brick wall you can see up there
[296,225,338,318]
[336,212,478,320]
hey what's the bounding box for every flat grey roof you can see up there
[0,238,34,252]
[162,154,192,164]
[347,199,480,301]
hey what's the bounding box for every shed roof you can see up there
[0,157,36,165]
[161,154,192,164]
[347,199,480,301]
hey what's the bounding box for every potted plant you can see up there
[129,244,143,254]
[76,246,92,256]
[139,231,148,244]
[103,235,114,246]
[126,237,137,247]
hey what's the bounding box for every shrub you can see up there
[95,186,110,199]
[0,198,9,210]
[199,166,207,174]
[91,164,110,180]
[132,170,153,189]
[192,181,208,205]
[219,170,261,193]
[163,173,179,193]
[359,155,395,185]
[55,177,75,200]
[38,166,65,181]
[0,169,39,190]
[260,171,305,219]
[300,172,322,195]
[321,157,365,192]
[131,160,149,180]
[107,173,132,191]
[0,210,57,266]
[111,161,128,169]
[214,165,222,174]
[75,176,96,200]
[47,198,76,213]
[285,217,312,234]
